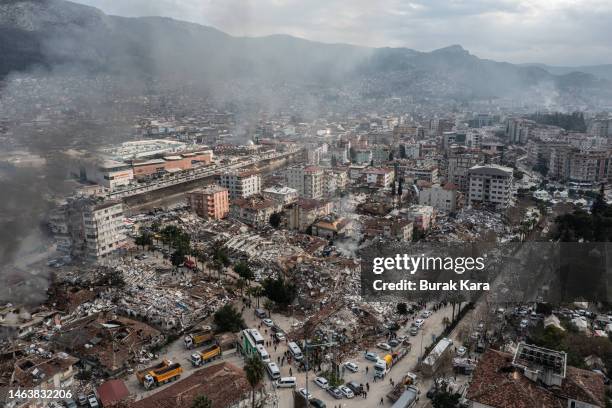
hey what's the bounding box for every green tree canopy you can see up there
[213,304,245,333]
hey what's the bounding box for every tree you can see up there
[235,261,254,282]
[269,212,282,228]
[262,277,296,308]
[249,286,265,308]
[397,178,403,196]
[432,390,460,408]
[191,395,212,408]
[135,231,153,250]
[244,355,265,408]
[171,248,186,268]
[396,302,408,315]
[213,304,245,333]
[388,151,394,161]
[399,144,407,159]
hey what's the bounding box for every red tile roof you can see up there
[97,379,129,406]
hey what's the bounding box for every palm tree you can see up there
[191,395,212,408]
[244,355,265,408]
[251,286,265,309]
[236,278,246,297]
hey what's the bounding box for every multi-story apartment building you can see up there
[364,168,395,188]
[467,164,514,209]
[506,118,536,144]
[285,166,324,199]
[262,186,299,206]
[569,149,609,184]
[322,169,349,197]
[447,151,482,193]
[187,185,229,220]
[50,198,126,261]
[218,171,261,199]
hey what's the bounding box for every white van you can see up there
[257,344,271,363]
[287,342,303,361]
[266,362,281,380]
[275,377,297,388]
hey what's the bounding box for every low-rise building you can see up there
[363,217,414,241]
[466,346,605,408]
[405,205,436,231]
[311,215,352,238]
[187,185,229,220]
[127,362,262,408]
[418,182,460,212]
[363,168,395,188]
[262,186,299,206]
[288,198,333,232]
[12,352,79,392]
[230,195,282,227]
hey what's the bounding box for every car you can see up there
[410,326,419,336]
[262,318,274,327]
[77,394,88,406]
[346,381,363,395]
[339,385,355,398]
[275,332,286,341]
[456,346,467,357]
[63,399,78,408]
[414,319,425,328]
[87,394,99,408]
[364,351,378,362]
[298,388,313,400]
[314,376,329,389]
[421,310,432,318]
[377,342,392,351]
[309,398,327,408]
[388,339,400,347]
[344,361,359,373]
[327,387,343,399]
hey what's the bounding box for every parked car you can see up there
[346,381,363,395]
[414,319,425,328]
[421,310,432,318]
[314,377,329,389]
[309,398,326,408]
[275,332,286,341]
[388,339,400,347]
[377,342,392,351]
[365,352,378,362]
[87,394,99,408]
[339,385,355,398]
[456,346,467,357]
[77,394,87,406]
[262,318,274,327]
[344,361,359,373]
[63,400,78,408]
[298,388,313,400]
[410,326,419,336]
[327,387,343,399]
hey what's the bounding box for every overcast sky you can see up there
[74,0,612,66]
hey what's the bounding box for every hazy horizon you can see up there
[72,0,612,67]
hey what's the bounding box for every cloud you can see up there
[73,0,612,65]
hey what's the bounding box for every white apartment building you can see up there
[50,198,126,261]
[285,166,324,199]
[467,164,514,209]
[218,171,261,199]
[419,183,460,212]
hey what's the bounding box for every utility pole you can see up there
[303,339,336,402]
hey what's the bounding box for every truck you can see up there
[191,344,222,366]
[390,385,419,408]
[184,329,214,349]
[136,360,183,389]
[452,357,477,375]
[387,372,418,402]
[374,346,410,379]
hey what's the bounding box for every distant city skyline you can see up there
[73,0,612,66]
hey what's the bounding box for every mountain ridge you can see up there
[1,0,611,104]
